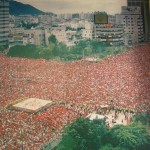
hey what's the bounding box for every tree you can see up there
[99,144,126,150]
[108,124,150,150]
[45,113,150,150]
[56,117,107,150]
[71,40,89,55]
[133,113,150,125]
[40,48,53,60]
[48,35,57,44]
[7,45,40,59]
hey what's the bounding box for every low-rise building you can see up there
[10,27,24,35]
[9,29,45,46]
[82,22,94,40]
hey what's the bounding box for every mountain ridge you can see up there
[9,1,53,15]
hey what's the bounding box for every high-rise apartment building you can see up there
[0,0,10,46]
[127,0,150,41]
[116,6,144,44]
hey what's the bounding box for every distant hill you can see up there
[9,1,48,15]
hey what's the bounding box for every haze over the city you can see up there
[16,0,127,14]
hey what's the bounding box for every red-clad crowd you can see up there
[1,105,79,150]
[0,44,150,149]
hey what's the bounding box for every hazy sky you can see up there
[16,0,127,14]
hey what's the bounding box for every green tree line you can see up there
[7,35,128,61]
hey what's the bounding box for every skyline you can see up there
[16,0,127,14]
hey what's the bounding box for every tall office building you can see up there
[127,0,150,41]
[0,0,10,46]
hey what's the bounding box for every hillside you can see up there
[9,1,45,15]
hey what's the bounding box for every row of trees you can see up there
[43,116,150,150]
[7,35,128,62]
[7,44,40,59]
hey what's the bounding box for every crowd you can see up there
[1,105,79,149]
[0,43,150,149]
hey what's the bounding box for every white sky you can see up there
[16,0,127,14]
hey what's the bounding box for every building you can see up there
[9,29,46,46]
[45,27,77,47]
[94,24,124,46]
[51,29,67,43]
[108,15,116,25]
[14,15,32,27]
[9,35,28,46]
[29,16,39,24]
[0,0,10,46]
[93,12,125,46]
[63,13,72,20]
[116,6,144,44]
[127,0,150,41]
[72,13,80,19]
[82,22,94,40]
[79,12,94,22]
[38,15,52,24]
[10,27,24,35]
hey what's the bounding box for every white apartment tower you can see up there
[0,0,10,46]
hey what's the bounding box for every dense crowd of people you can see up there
[0,43,150,149]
